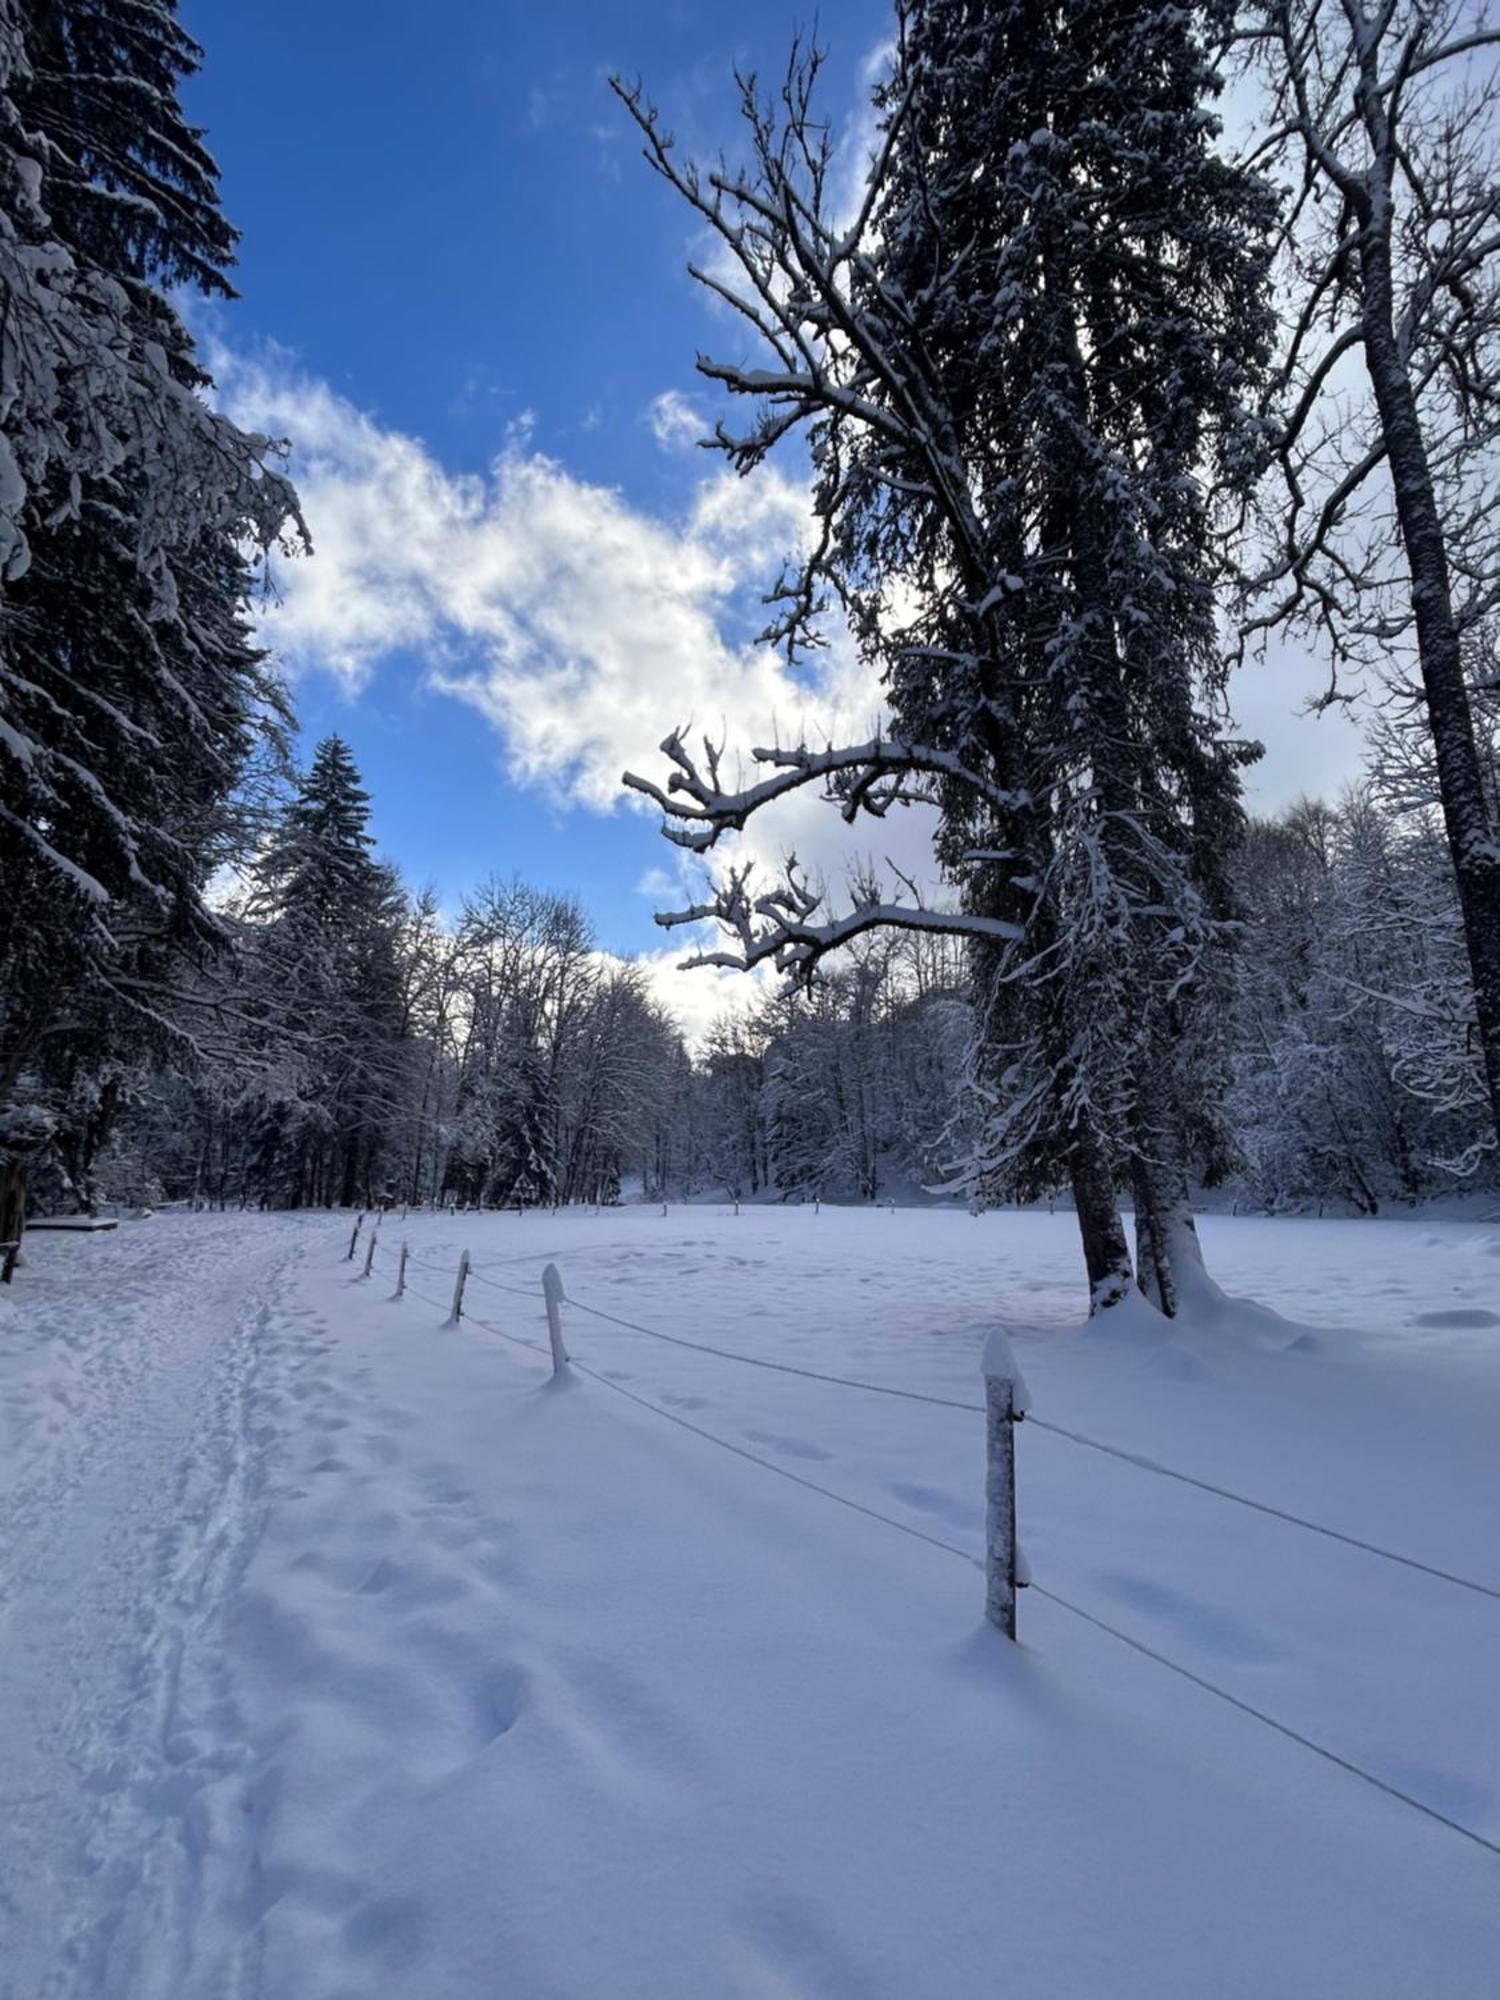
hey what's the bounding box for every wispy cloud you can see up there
[647,387,706,452]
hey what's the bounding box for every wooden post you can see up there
[0,1152,26,1284]
[395,1241,409,1298]
[346,1211,364,1261]
[449,1249,471,1325]
[362,1228,379,1279]
[982,1328,1030,1641]
[984,1375,1018,1639]
[541,1263,569,1376]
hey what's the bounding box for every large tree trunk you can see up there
[1131,1154,1207,1319]
[1356,149,1500,1156]
[1069,1143,1133,1312]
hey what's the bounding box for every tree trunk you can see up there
[1358,192,1500,1156]
[0,1155,26,1282]
[1131,1155,1206,1319]
[1069,1143,1133,1312]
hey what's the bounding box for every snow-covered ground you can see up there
[1,1204,1497,1999]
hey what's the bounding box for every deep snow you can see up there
[1,1204,1497,1998]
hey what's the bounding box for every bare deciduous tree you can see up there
[1241,0,1500,1151]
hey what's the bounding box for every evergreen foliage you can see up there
[618,0,1276,1310]
[0,0,301,1189]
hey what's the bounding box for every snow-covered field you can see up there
[1,1204,1497,1999]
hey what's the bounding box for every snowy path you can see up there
[0,1216,316,1999]
[2,1206,1498,1997]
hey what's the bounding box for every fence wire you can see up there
[350,1221,1500,1861]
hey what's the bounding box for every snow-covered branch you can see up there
[658,857,1022,984]
[622,729,1026,854]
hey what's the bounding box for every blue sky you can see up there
[179,0,1367,1020]
[179,4,884,948]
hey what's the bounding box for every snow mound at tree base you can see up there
[1083,1277,1323,1355]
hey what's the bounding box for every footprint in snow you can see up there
[1378,1757,1494,1826]
[742,1428,833,1462]
[1412,1306,1500,1328]
[887,1480,977,1529]
[476,1663,529,1744]
[287,1376,333,1403]
[356,1557,469,1609]
[415,1468,474,1506]
[343,1894,428,1967]
[1096,1570,1283,1665]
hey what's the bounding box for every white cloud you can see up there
[216,342,1367,1045]
[214,344,930,970]
[647,388,706,451]
[632,946,776,1042]
[218,344,827,794]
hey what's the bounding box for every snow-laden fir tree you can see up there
[617,0,1275,1313]
[0,0,301,1213]
[244,738,412,1209]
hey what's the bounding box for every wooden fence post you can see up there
[542,1263,569,1377]
[0,1151,26,1284]
[449,1249,471,1325]
[395,1241,409,1299]
[346,1211,365,1261]
[362,1227,379,1279]
[982,1328,1031,1640]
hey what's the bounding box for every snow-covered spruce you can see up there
[0,0,303,1217]
[616,0,1276,1315]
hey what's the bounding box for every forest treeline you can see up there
[52,716,1500,1222]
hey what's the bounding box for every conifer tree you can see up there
[247,738,411,1208]
[0,0,301,1205]
[617,0,1275,1312]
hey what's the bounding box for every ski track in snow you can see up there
[0,1218,316,1999]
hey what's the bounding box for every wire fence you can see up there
[394,1228,1500,1603]
[343,1213,1500,1861]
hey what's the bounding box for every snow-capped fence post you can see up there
[346,1211,365,1262]
[982,1329,1030,1641]
[541,1263,569,1377]
[448,1250,471,1325]
[362,1227,379,1279]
